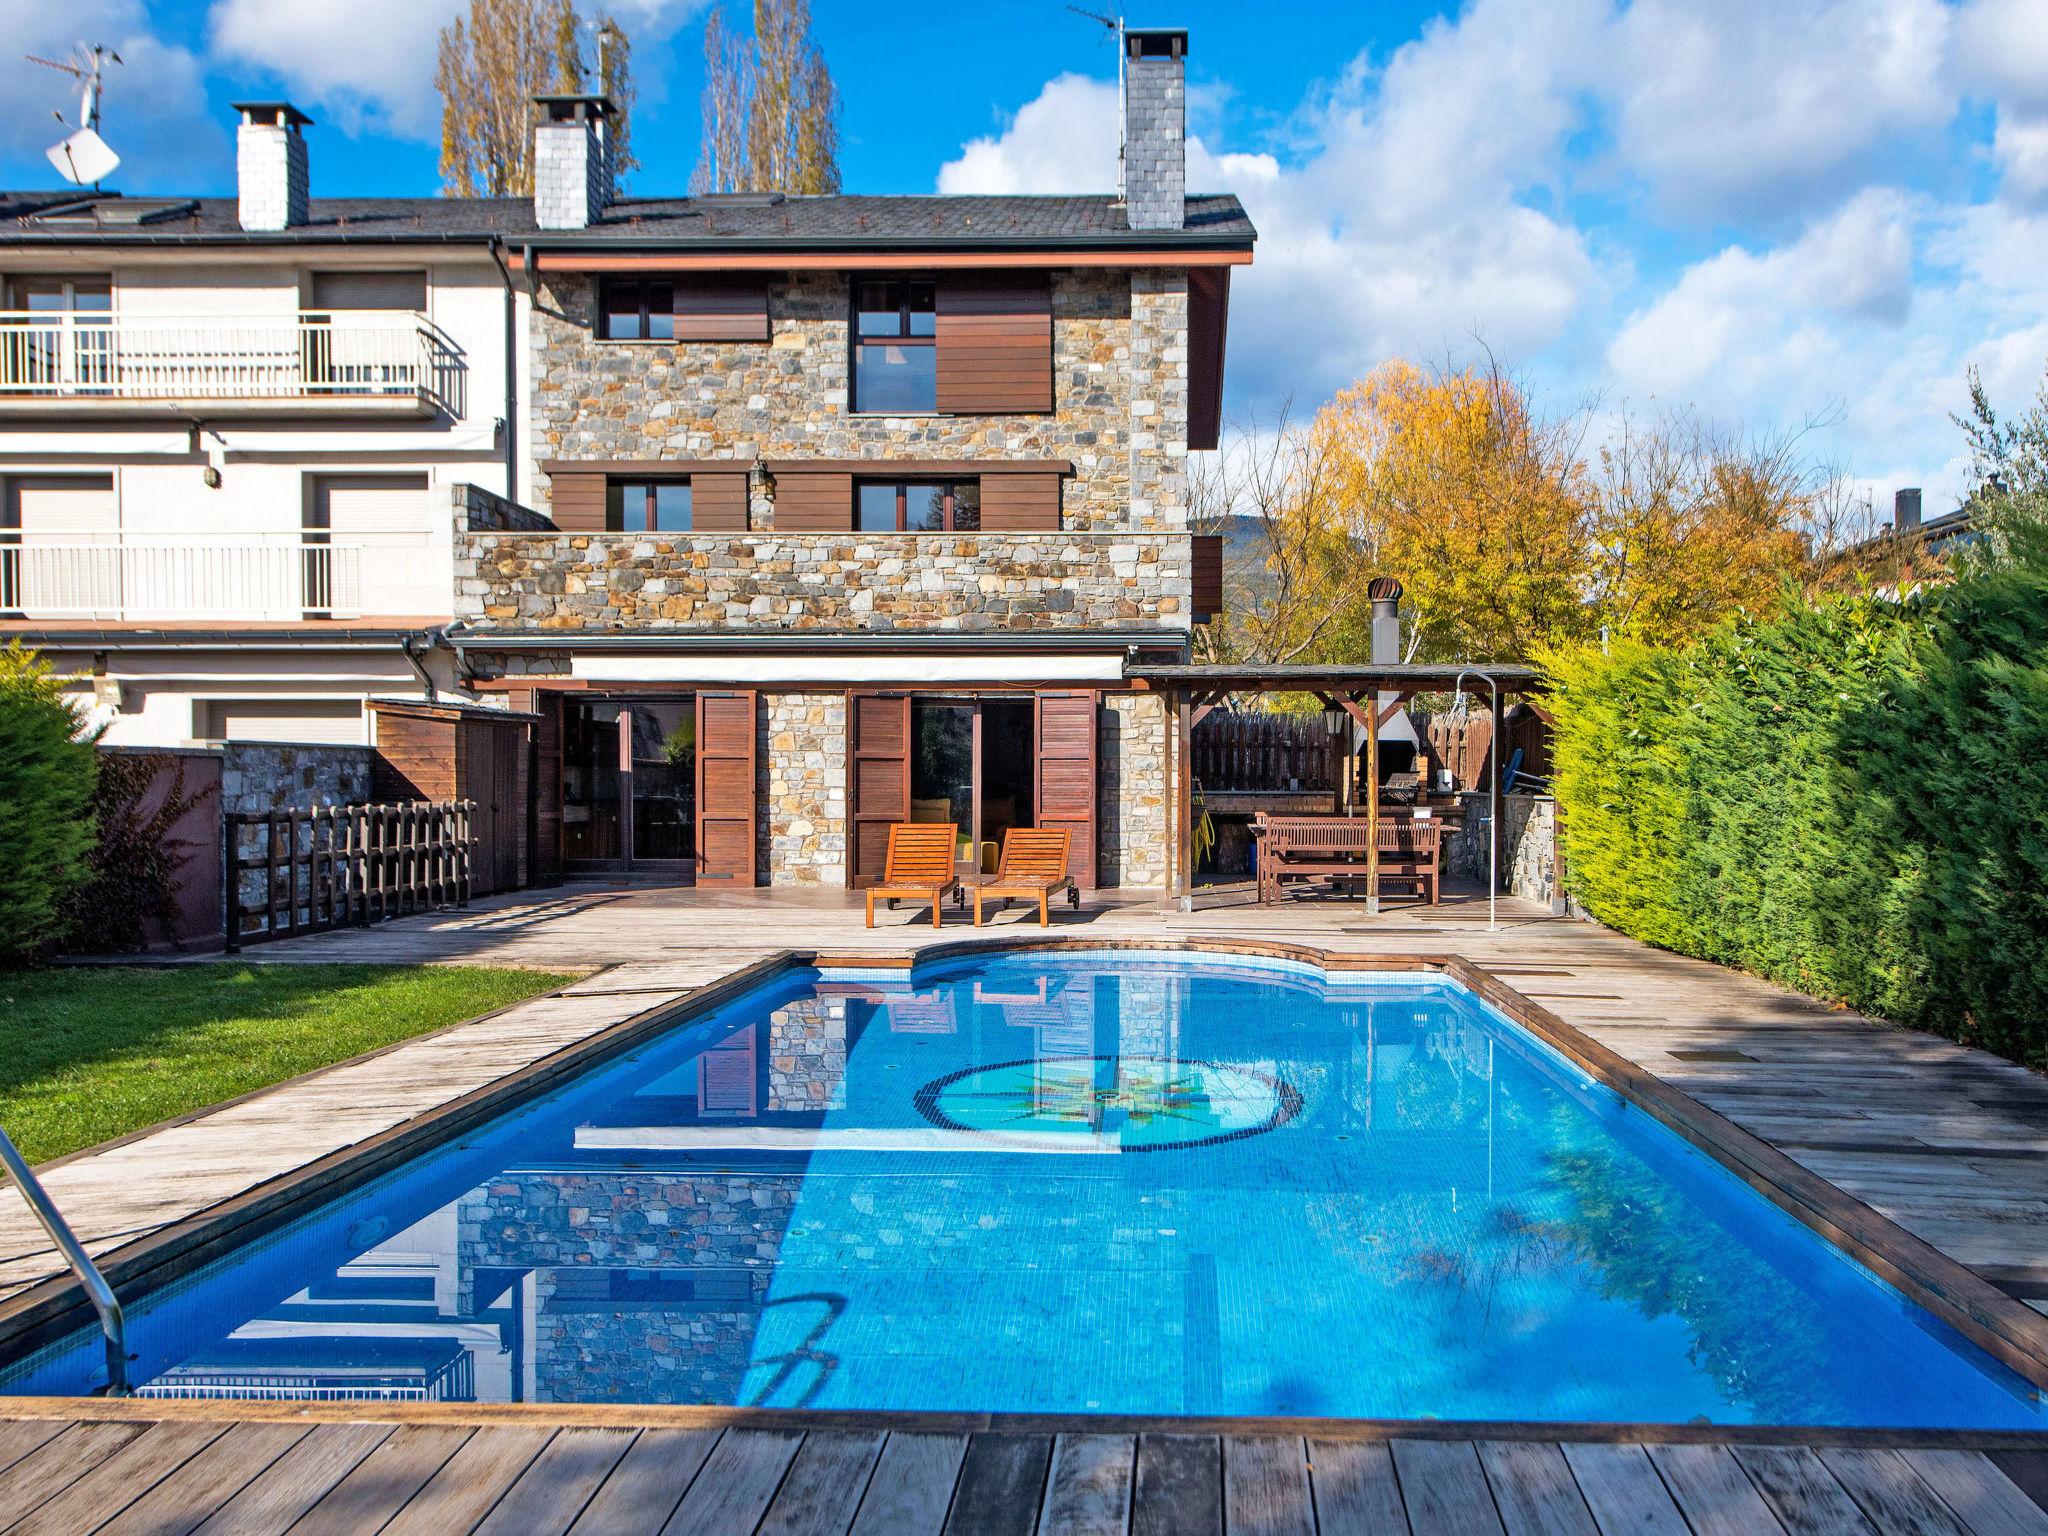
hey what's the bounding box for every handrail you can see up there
[0,1127,129,1395]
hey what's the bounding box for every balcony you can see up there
[0,535,444,624]
[0,311,458,418]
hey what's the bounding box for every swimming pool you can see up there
[5,947,2043,1426]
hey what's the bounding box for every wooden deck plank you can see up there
[1307,1439,1409,1536]
[1730,1445,1878,1536]
[1988,1451,2048,1519]
[471,1426,637,1536]
[848,1431,968,1536]
[1037,1433,1135,1536]
[1132,1435,1220,1536]
[94,1424,310,1536]
[945,1434,1054,1536]
[659,1428,803,1536]
[565,1427,720,1536]
[758,1430,885,1536]
[377,1425,555,1536]
[1390,1441,1505,1536]
[286,1425,476,1536]
[1818,1447,1973,1536]
[1557,1444,1688,1536]
[189,1422,393,1536]
[1222,1435,1314,1536]
[1476,1441,1598,1536]
[0,1421,68,1482]
[1901,1450,2048,1536]
[0,1423,144,1530]
[5,1420,225,1536]
[1643,1443,1788,1536]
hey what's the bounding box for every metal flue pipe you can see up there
[1452,668,1501,933]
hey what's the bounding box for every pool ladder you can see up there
[0,1127,129,1395]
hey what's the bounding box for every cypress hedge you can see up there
[0,646,98,965]
[1545,517,2048,1065]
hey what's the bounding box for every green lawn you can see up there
[0,963,577,1164]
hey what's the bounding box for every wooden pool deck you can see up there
[8,883,2048,1530]
[4,1404,2048,1535]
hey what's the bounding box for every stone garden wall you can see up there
[456,531,1192,633]
[219,741,378,817]
[529,268,1191,535]
[1443,791,1560,906]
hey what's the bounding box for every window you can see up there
[599,278,675,341]
[851,279,936,412]
[6,277,113,393]
[856,480,980,533]
[607,479,693,532]
[6,275,110,312]
[308,270,426,311]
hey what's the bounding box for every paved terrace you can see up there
[5,884,2048,1532]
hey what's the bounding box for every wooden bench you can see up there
[864,823,963,929]
[972,828,1080,927]
[1252,813,1442,906]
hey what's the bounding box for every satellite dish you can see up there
[47,128,120,186]
[27,43,123,187]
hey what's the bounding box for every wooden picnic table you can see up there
[1253,811,1444,906]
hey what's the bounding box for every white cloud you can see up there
[1955,0,2048,205]
[938,73,1116,194]
[207,0,706,141]
[0,0,216,188]
[1607,0,1956,218]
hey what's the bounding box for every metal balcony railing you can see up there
[0,537,366,620]
[0,310,450,406]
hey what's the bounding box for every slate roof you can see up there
[0,192,1254,249]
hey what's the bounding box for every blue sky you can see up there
[6,0,2047,512]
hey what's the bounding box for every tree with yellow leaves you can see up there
[694,0,841,196]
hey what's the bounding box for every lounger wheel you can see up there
[887,898,898,910]
[1068,888,1080,909]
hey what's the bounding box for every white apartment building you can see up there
[0,104,519,746]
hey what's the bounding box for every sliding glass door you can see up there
[561,696,697,875]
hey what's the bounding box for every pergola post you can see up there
[1175,686,1196,911]
[1363,702,1380,915]
[1490,685,1506,899]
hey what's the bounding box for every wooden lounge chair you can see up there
[972,828,1080,927]
[864,822,963,929]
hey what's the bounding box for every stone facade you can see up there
[1100,691,1170,888]
[761,692,846,884]
[453,482,554,533]
[219,741,377,818]
[1443,791,1559,906]
[457,531,1191,633]
[529,269,1191,535]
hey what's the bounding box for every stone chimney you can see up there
[1123,28,1187,232]
[1895,487,1923,533]
[233,103,312,232]
[533,94,615,231]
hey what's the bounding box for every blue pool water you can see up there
[7,949,2044,1425]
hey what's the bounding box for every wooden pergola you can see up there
[1129,662,1545,909]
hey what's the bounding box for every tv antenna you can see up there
[1066,6,1126,203]
[28,43,123,187]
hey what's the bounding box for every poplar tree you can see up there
[436,0,636,197]
[693,0,840,195]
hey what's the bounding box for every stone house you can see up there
[0,28,1253,899]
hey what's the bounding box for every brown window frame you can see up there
[607,477,694,533]
[855,478,980,533]
[851,278,937,413]
[597,277,676,342]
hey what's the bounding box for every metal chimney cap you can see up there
[1366,576,1404,602]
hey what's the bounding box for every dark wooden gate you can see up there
[694,690,757,884]
[1035,690,1098,888]
[225,801,474,949]
[848,691,911,889]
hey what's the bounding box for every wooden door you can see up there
[1035,690,1098,889]
[849,691,911,888]
[695,690,757,884]
[459,715,528,895]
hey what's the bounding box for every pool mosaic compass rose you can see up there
[913,1054,1302,1151]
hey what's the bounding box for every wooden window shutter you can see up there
[547,471,606,532]
[675,276,769,342]
[848,691,911,889]
[696,1029,758,1114]
[695,690,758,884]
[691,471,750,532]
[771,471,853,532]
[1191,534,1223,620]
[980,472,1062,531]
[1035,690,1098,888]
[935,273,1052,414]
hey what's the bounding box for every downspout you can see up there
[487,237,519,500]
[400,630,438,700]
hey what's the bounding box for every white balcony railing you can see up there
[1,538,365,621]
[0,311,453,408]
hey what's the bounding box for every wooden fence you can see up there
[1192,709,1337,793]
[225,801,475,950]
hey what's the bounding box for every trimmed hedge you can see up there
[1545,517,2048,1064]
[0,646,98,965]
